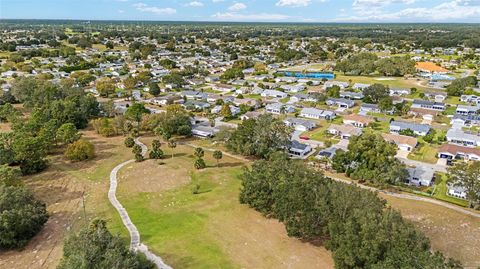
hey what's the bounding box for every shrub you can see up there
[194,158,206,170]
[124,137,135,148]
[64,139,95,162]
[0,186,49,249]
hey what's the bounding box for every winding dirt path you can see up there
[108,137,172,269]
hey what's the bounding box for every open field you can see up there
[334,73,437,91]
[381,195,480,268]
[116,138,334,269]
[0,129,131,269]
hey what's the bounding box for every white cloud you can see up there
[353,0,416,6]
[212,12,290,21]
[276,0,312,7]
[228,2,247,11]
[133,3,176,15]
[212,0,224,2]
[341,0,480,21]
[185,1,204,7]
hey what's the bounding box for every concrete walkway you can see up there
[108,138,172,269]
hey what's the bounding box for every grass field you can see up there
[115,138,334,269]
[408,142,439,164]
[431,174,468,207]
[334,72,435,91]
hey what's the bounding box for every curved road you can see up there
[108,138,172,269]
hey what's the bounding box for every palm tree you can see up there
[167,139,177,158]
[194,147,204,159]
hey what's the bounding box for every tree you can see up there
[363,84,389,104]
[65,139,95,162]
[132,144,142,155]
[446,76,477,96]
[148,82,160,96]
[58,219,154,269]
[226,114,292,158]
[56,123,81,145]
[325,85,340,98]
[167,139,177,158]
[378,97,393,112]
[448,161,480,209]
[0,165,22,187]
[220,104,232,118]
[96,77,116,97]
[213,150,223,167]
[125,103,150,127]
[194,158,206,170]
[149,139,164,159]
[124,137,135,148]
[194,147,204,159]
[0,186,49,249]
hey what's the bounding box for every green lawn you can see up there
[334,72,435,91]
[408,142,439,164]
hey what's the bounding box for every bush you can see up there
[194,158,206,170]
[124,137,135,148]
[0,186,49,249]
[58,219,154,269]
[64,139,95,162]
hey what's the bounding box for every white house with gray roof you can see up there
[300,107,336,120]
[390,121,431,136]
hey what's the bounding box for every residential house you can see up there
[437,143,480,161]
[300,107,336,120]
[447,184,467,199]
[240,111,263,121]
[407,166,434,186]
[316,146,339,159]
[411,99,445,111]
[288,140,312,158]
[360,103,381,114]
[280,84,305,93]
[446,129,480,147]
[382,133,418,152]
[275,76,298,83]
[180,90,207,100]
[212,83,235,93]
[261,89,288,99]
[324,81,349,89]
[389,88,411,96]
[460,95,480,104]
[265,103,295,114]
[211,105,240,116]
[451,114,480,127]
[353,83,370,91]
[343,114,374,128]
[284,118,317,132]
[390,121,431,136]
[456,105,480,115]
[327,124,362,139]
[183,100,211,110]
[191,125,216,138]
[340,91,364,100]
[326,98,355,108]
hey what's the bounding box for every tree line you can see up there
[240,153,461,269]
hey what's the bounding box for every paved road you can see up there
[108,138,172,269]
[188,143,479,218]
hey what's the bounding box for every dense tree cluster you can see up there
[0,184,49,249]
[225,114,292,158]
[240,153,461,269]
[331,132,408,185]
[1,77,99,174]
[448,161,480,209]
[446,76,478,96]
[58,219,154,269]
[336,53,415,76]
[153,105,192,139]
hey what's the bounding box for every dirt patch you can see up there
[209,206,334,269]
[381,195,480,268]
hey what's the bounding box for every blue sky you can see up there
[1,0,480,22]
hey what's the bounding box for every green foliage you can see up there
[363,83,389,104]
[64,139,95,162]
[240,154,461,269]
[332,132,408,185]
[399,128,416,137]
[96,77,116,97]
[167,139,177,158]
[448,161,480,209]
[325,85,341,98]
[149,139,164,159]
[125,103,150,125]
[194,158,206,170]
[124,137,134,148]
[135,153,144,162]
[446,76,477,96]
[220,68,244,81]
[0,186,49,249]
[194,147,205,159]
[56,123,81,144]
[148,82,160,96]
[132,144,142,155]
[162,72,185,87]
[335,52,378,75]
[154,105,192,138]
[226,114,292,158]
[0,165,22,187]
[213,150,223,166]
[58,219,154,269]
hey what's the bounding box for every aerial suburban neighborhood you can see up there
[0,2,480,268]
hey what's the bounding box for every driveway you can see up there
[396,150,410,159]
